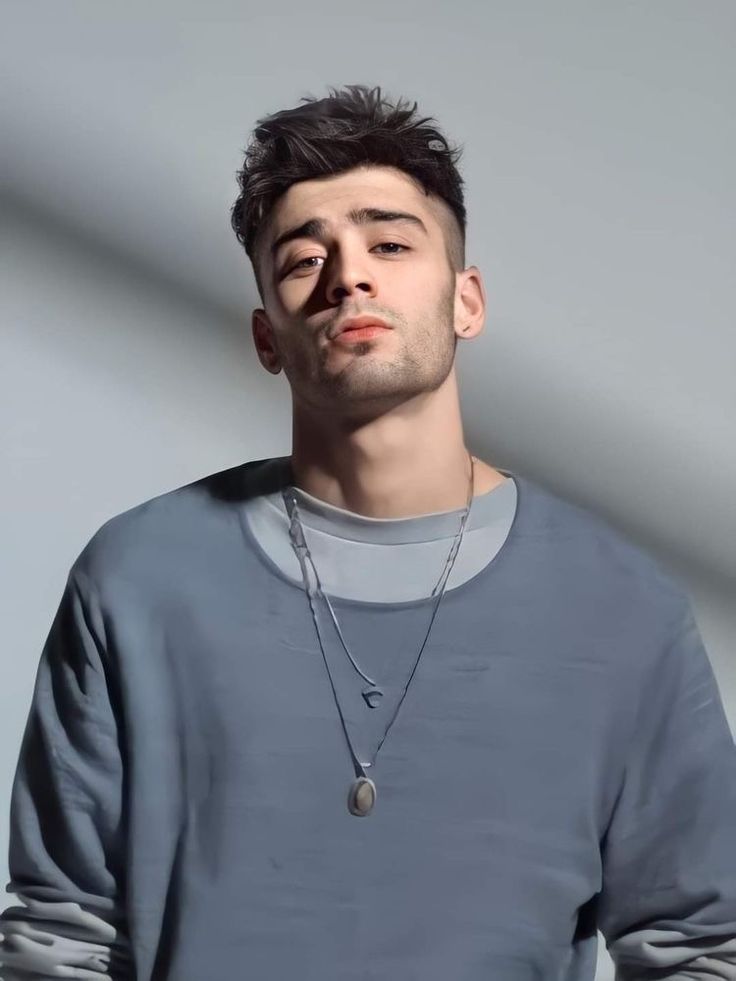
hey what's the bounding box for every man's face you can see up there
[252,164,474,423]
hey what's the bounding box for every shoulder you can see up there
[510,472,691,636]
[69,456,285,592]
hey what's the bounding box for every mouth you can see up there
[331,315,392,340]
[332,324,392,345]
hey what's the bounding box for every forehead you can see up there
[263,165,445,250]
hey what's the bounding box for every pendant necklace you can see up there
[282,451,475,817]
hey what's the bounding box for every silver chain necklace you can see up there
[282,451,475,817]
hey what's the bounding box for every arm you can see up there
[598,600,736,979]
[0,570,133,979]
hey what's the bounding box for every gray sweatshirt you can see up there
[2,456,736,980]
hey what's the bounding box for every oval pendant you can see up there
[347,777,376,817]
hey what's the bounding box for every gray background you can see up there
[1,3,734,977]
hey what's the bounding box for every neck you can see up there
[289,371,498,519]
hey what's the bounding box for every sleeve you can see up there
[598,598,736,979]
[0,569,134,979]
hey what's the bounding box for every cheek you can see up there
[380,262,435,308]
[273,285,317,321]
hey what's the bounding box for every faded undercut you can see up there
[231,84,467,298]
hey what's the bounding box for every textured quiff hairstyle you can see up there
[231,84,467,299]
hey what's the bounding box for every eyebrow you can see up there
[269,207,429,260]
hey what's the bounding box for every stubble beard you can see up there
[290,280,458,418]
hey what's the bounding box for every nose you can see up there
[323,242,377,305]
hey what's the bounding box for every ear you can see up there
[252,308,283,374]
[453,266,486,340]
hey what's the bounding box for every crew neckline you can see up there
[270,456,516,545]
[238,459,525,611]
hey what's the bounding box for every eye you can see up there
[372,242,408,255]
[285,242,409,276]
[291,255,323,270]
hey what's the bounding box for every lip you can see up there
[331,315,392,339]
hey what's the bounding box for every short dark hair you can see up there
[231,84,467,298]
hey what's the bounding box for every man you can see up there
[1,84,735,980]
